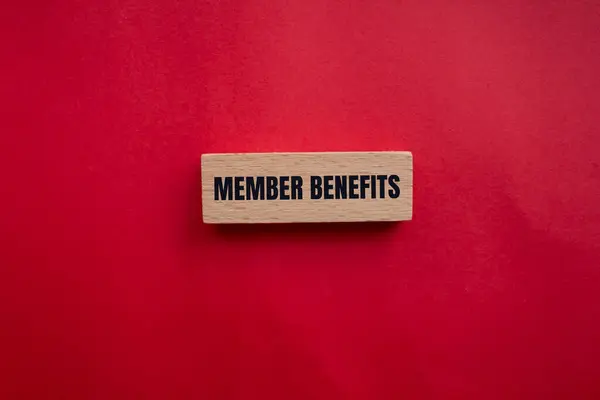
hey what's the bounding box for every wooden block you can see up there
[201,151,413,223]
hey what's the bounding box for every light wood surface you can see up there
[201,152,413,223]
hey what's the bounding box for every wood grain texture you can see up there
[201,152,413,223]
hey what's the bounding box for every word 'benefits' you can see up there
[214,175,401,201]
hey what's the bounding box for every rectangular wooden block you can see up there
[201,151,413,223]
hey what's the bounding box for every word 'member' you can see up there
[214,175,401,201]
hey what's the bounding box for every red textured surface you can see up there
[2,1,600,398]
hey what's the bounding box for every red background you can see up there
[2,1,600,398]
